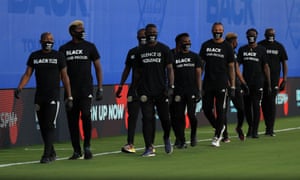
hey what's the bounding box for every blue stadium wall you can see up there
[1,0,300,148]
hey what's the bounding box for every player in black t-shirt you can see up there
[224,33,249,141]
[237,28,271,138]
[172,33,202,148]
[258,28,288,137]
[115,28,146,153]
[135,24,174,157]
[15,32,73,163]
[59,20,104,160]
[199,22,236,147]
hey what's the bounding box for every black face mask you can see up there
[146,35,157,43]
[181,43,191,51]
[213,32,223,39]
[247,36,257,44]
[41,41,54,51]
[73,30,85,40]
[138,37,147,45]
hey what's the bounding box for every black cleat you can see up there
[40,156,52,164]
[68,152,82,160]
[84,147,93,160]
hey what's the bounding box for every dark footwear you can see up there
[84,147,93,160]
[236,128,245,141]
[164,138,173,154]
[69,152,82,160]
[190,138,197,147]
[175,143,188,149]
[40,156,52,164]
[221,137,231,143]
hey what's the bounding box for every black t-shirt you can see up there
[199,39,234,90]
[27,50,66,103]
[59,40,100,98]
[136,42,173,96]
[173,51,202,95]
[258,40,288,87]
[125,46,139,95]
[237,44,268,88]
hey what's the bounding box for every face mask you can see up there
[73,30,85,40]
[213,32,223,39]
[146,35,157,43]
[41,41,54,51]
[266,35,275,42]
[247,36,256,44]
[181,43,191,51]
[139,37,147,45]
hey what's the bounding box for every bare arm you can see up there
[17,66,33,90]
[264,64,271,88]
[196,67,202,90]
[166,63,174,87]
[228,62,235,88]
[235,63,246,84]
[60,67,72,98]
[118,65,131,86]
[282,60,288,81]
[93,59,103,89]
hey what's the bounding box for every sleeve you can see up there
[90,43,101,61]
[58,52,67,70]
[261,47,269,66]
[26,53,34,68]
[237,48,243,64]
[125,48,134,66]
[279,43,288,62]
[165,48,174,65]
[226,43,235,64]
[195,53,203,69]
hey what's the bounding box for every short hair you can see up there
[246,28,258,35]
[264,28,274,35]
[175,33,189,44]
[69,20,84,34]
[225,32,238,42]
[145,23,157,30]
[211,22,223,31]
[40,32,52,41]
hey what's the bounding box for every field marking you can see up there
[1,126,300,168]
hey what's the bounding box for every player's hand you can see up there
[194,90,202,103]
[115,86,122,98]
[229,87,235,98]
[241,83,249,95]
[14,88,22,99]
[279,80,286,91]
[96,88,103,101]
[65,97,73,111]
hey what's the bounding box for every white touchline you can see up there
[1,127,300,168]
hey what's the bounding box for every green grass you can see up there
[0,116,300,180]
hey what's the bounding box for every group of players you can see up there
[116,22,288,157]
[14,20,288,162]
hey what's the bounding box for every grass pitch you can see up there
[0,116,300,180]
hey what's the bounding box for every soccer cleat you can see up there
[164,138,173,154]
[221,137,231,143]
[68,152,82,160]
[190,138,197,147]
[211,137,220,147]
[174,143,188,149]
[142,147,156,157]
[84,147,93,160]
[265,131,276,137]
[40,156,52,164]
[236,128,245,141]
[121,144,136,153]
